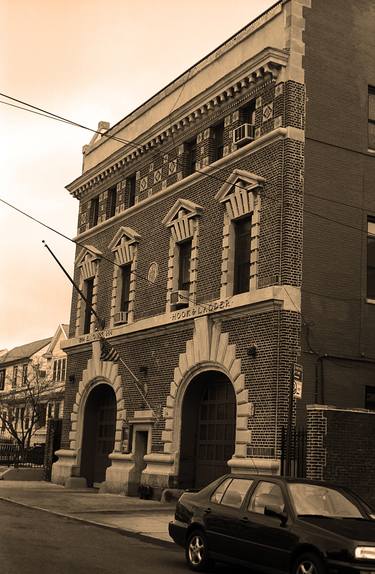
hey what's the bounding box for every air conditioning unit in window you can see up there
[114,311,128,325]
[233,123,255,145]
[170,290,189,306]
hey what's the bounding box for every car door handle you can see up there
[240,516,253,526]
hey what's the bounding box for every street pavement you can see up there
[0,480,175,544]
[0,498,185,574]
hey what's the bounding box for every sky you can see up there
[0,0,276,351]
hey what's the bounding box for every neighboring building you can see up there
[52,0,375,498]
[0,324,68,445]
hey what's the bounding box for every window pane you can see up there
[83,278,94,334]
[107,187,117,218]
[234,217,252,294]
[221,478,253,508]
[121,265,131,313]
[369,89,375,121]
[178,240,192,291]
[368,121,375,150]
[248,481,285,514]
[367,225,375,298]
[210,479,232,504]
[365,386,375,409]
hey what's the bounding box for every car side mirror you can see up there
[264,505,288,526]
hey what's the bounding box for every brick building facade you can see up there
[52,0,375,496]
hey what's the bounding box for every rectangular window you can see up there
[22,364,28,386]
[212,121,225,162]
[107,186,117,219]
[240,100,256,125]
[185,138,197,176]
[0,370,5,391]
[47,403,53,419]
[178,240,192,292]
[365,386,375,410]
[120,264,131,316]
[52,358,67,382]
[83,277,94,334]
[233,217,252,295]
[89,196,99,228]
[126,174,136,208]
[367,219,375,299]
[12,366,18,388]
[36,404,47,428]
[369,87,375,150]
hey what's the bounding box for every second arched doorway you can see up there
[179,371,236,489]
[80,383,116,487]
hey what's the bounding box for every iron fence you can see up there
[0,439,45,468]
[280,426,307,478]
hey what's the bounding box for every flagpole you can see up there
[118,357,153,410]
[43,240,104,329]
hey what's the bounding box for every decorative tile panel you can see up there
[232,110,240,122]
[140,176,148,192]
[168,160,177,175]
[153,168,162,184]
[274,115,283,128]
[256,96,262,109]
[262,102,274,123]
[275,83,284,97]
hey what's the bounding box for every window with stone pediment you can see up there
[215,169,265,298]
[162,199,203,311]
[75,245,102,336]
[108,226,140,326]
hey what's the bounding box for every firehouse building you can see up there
[53,0,375,499]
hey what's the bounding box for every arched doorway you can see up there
[179,371,236,489]
[80,384,116,487]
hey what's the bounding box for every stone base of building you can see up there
[228,456,280,475]
[100,452,135,495]
[51,449,78,485]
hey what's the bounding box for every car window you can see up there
[221,479,254,508]
[288,483,364,518]
[210,478,232,504]
[248,481,285,515]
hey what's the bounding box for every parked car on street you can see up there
[169,474,375,573]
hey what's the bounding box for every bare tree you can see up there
[0,359,56,462]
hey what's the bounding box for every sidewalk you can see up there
[0,480,176,545]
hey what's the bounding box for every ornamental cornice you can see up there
[67,48,288,200]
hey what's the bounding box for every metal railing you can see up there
[280,426,307,478]
[0,439,45,468]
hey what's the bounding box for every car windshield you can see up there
[288,483,365,518]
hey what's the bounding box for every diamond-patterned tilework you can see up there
[140,176,148,191]
[168,160,177,175]
[154,168,162,184]
[262,102,273,123]
[275,83,284,97]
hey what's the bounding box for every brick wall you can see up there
[301,0,375,419]
[306,405,375,507]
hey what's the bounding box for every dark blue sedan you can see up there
[169,474,375,573]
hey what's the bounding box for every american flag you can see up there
[100,338,120,362]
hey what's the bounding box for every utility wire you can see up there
[2,92,372,314]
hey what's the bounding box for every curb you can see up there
[0,496,176,549]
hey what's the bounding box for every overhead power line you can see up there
[1,91,371,316]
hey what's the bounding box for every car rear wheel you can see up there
[185,530,213,572]
[293,552,326,574]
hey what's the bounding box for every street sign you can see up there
[293,363,303,399]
